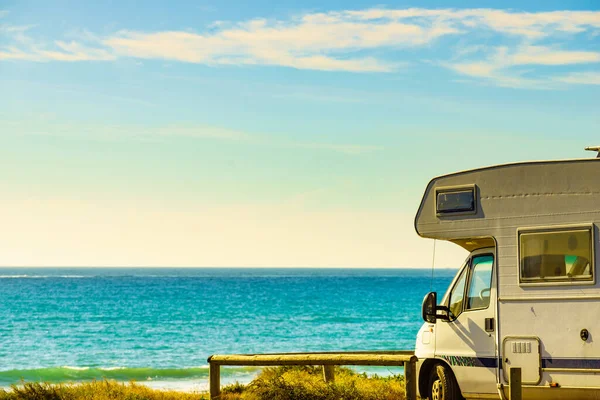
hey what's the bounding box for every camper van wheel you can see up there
[428,363,461,400]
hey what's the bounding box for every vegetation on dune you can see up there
[0,366,406,400]
[222,366,406,400]
[0,381,205,400]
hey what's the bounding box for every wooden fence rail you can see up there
[207,351,418,400]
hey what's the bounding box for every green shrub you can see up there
[232,366,405,400]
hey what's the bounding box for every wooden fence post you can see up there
[323,365,335,383]
[207,352,417,399]
[209,361,220,399]
[404,359,417,400]
[509,367,522,400]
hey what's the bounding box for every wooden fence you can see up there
[207,351,417,400]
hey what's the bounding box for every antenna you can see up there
[585,146,600,158]
[430,239,436,292]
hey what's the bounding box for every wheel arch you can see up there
[418,358,462,398]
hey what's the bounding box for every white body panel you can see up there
[434,248,498,396]
[414,158,600,399]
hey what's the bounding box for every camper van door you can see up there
[435,248,498,395]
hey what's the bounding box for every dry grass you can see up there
[0,366,406,400]
[229,366,405,400]
[0,381,207,400]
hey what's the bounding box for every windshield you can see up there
[441,258,469,305]
[440,252,495,319]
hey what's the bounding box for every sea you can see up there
[0,267,456,392]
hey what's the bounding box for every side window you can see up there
[466,255,493,310]
[448,267,468,319]
[520,226,594,284]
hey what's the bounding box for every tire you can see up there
[427,363,462,400]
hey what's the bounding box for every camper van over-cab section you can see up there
[414,149,600,400]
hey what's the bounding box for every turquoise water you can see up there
[0,268,455,390]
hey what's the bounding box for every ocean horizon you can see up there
[1,267,455,391]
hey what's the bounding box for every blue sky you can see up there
[1,0,599,267]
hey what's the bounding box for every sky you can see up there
[0,0,599,267]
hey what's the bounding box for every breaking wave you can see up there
[0,366,260,384]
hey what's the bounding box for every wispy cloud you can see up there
[0,41,115,62]
[447,45,600,88]
[0,25,115,62]
[4,119,379,155]
[509,46,600,66]
[4,120,253,142]
[102,22,413,72]
[284,142,382,155]
[554,71,600,85]
[1,8,600,82]
[344,9,600,38]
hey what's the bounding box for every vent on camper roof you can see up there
[585,146,600,158]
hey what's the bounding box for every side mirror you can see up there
[422,292,437,323]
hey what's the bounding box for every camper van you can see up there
[415,147,600,400]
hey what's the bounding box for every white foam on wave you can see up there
[0,275,88,279]
[138,374,255,393]
[61,366,90,371]
[140,380,209,393]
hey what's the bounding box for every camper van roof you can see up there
[421,156,598,187]
[414,157,600,251]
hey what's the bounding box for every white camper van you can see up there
[415,147,600,400]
